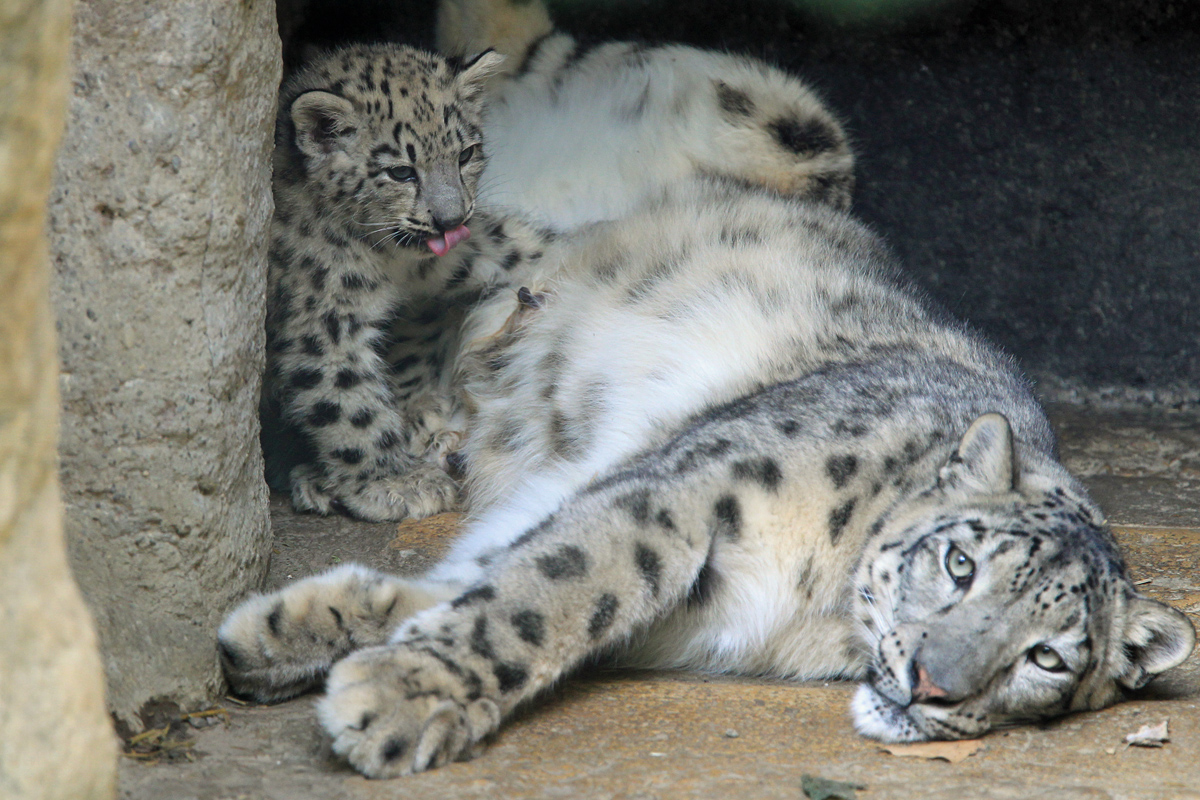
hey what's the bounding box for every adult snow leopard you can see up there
[226,0,1194,780]
[261,0,852,521]
[225,103,1193,792]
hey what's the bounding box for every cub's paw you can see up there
[218,565,434,702]
[402,394,466,465]
[289,463,335,515]
[318,644,502,778]
[336,464,462,522]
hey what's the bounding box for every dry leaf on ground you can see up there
[1125,719,1169,748]
[880,739,984,763]
[801,773,866,800]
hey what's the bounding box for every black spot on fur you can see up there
[381,736,409,763]
[267,602,283,637]
[675,438,733,474]
[688,552,720,608]
[510,610,545,646]
[300,335,324,356]
[777,419,801,437]
[331,447,364,465]
[511,516,554,549]
[587,594,619,639]
[349,408,375,428]
[714,80,755,117]
[375,429,400,449]
[829,497,857,543]
[731,458,782,491]
[494,662,528,693]
[341,272,370,291]
[335,369,362,389]
[289,367,323,390]
[769,116,841,155]
[634,543,662,597]
[329,605,345,631]
[309,401,341,427]
[217,639,245,671]
[323,312,341,344]
[470,615,496,660]
[713,495,741,540]
[655,509,675,530]
[310,266,328,291]
[451,585,496,609]
[549,411,584,460]
[615,489,652,525]
[536,545,588,580]
[826,454,859,489]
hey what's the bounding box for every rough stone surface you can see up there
[117,405,1200,798]
[0,0,117,797]
[47,0,280,727]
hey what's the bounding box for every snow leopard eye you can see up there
[944,545,975,586]
[459,144,477,165]
[386,166,418,183]
[1029,644,1067,672]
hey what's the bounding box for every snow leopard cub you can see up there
[263,30,853,521]
[224,172,1194,776]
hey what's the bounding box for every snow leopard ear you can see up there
[290,90,358,158]
[456,49,505,100]
[938,413,1017,496]
[1116,593,1196,690]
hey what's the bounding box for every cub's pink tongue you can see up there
[425,224,471,256]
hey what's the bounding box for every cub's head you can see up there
[852,413,1194,742]
[276,44,502,253]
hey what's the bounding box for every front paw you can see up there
[217,565,426,702]
[318,644,502,778]
[336,464,462,522]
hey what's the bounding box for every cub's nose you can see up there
[432,212,467,233]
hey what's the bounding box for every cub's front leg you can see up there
[318,464,732,777]
[268,254,460,522]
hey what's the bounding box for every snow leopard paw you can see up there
[217,565,444,702]
[319,643,502,777]
[333,464,462,523]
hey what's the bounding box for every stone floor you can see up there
[119,404,1200,800]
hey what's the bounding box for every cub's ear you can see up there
[938,413,1016,496]
[457,49,505,100]
[1117,593,1196,690]
[290,90,358,158]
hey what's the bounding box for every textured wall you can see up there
[0,0,117,797]
[48,1,280,726]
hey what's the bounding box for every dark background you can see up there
[282,0,1200,405]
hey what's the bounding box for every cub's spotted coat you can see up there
[262,9,852,521]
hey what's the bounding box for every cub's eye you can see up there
[459,145,477,165]
[1029,644,1067,672]
[386,166,418,183]
[944,545,975,586]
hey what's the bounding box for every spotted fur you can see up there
[265,5,853,521]
[224,0,1193,780]
[224,178,1193,776]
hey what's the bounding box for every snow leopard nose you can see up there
[909,660,953,704]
